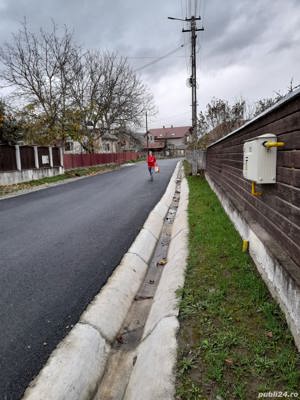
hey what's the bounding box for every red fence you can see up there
[63,151,140,170]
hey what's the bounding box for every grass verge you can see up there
[176,162,300,400]
[0,164,119,197]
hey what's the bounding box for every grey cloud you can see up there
[0,0,300,124]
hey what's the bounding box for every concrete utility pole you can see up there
[146,111,149,154]
[168,15,204,175]
[168,15,204,140]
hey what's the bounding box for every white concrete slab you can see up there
[80,253,147,343]
[171,211,189,239]
[143,250,188,339]
[152,201,169,219]
[143,211,164,240]
[128,228,157,264]
[124,317,179,400]
[168,229,189,260]
[23,324,110,400]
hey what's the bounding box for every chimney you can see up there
[171,125,173,128]
[163,125,165,129]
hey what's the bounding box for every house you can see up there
[144,125,192,156]
[64,131,119,154]
[116,131,144,152]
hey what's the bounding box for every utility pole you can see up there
[168,15,204,175]
[146,111,149,154]
[168,15,204,140]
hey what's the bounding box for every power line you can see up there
[180,0,184,19]
[179,1,191,75]
[194,0,198,18]
[134,44,184,72]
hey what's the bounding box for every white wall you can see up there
[0,167,64,185]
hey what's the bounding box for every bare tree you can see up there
[0,20,80,143]
[70,51,156,152]
[0,21,156,150]
[196,98,246,149]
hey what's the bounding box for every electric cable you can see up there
[188,0,191,18]
[194,0,198,17]
[134,44,184,72]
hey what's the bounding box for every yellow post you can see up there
[242,240,249,252]
[251,181,262,197]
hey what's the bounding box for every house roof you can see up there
[102,133,118,141]
[146,126,192,140]
[143,141,165,150]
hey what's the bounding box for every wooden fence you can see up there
[63,151,140,169]
[0,146,140,173]
[206,90,300,269]
[0,145,62,172]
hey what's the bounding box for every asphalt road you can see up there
[0,159,178,400]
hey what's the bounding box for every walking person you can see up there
[147,151,156,181]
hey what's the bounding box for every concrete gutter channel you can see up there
[22,160,189,400]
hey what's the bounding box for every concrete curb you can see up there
[23,324,110,400]
[124,317,179,400]
[22,161,181,400]
[80,253,148,343]
[124,167,189,400]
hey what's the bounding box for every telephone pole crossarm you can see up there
[182,28,204,32]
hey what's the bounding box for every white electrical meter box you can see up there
[243,134,277,184]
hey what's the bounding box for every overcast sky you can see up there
[0,0,299,130]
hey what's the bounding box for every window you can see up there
[65,141,73,151]
[104,143,110,152]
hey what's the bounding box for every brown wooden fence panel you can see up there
[0,145,17,171]
[52,147,61,166]
[206,92,300,269]
[63,151,140,169]
[38,147,50,168]
[20,146,35,170]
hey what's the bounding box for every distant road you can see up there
[0,159,178,399]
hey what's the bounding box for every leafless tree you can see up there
[70,50,155,152]
[196,98,246,149]
[0,20,80,143]
[0,21,156,150]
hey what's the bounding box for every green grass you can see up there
[0,164,119,196]
[176,161,300,400]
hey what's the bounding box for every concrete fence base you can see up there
[0,167,64,186]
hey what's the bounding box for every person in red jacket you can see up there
[147,151,156,181]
